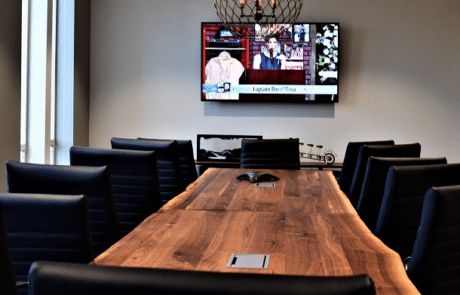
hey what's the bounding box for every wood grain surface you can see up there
[94,168,420,295]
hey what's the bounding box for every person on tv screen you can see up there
[253,36,286,70]
[293,25,306,42]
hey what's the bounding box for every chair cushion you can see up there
[0,204,18,295]
[70,146,162,236]
[375,163,460,260]
[348,143,421,207]
[338,140,394,196]
[0,193,93,286]
[240,138,300,170]
[6,161,119,257]
[356,156,446,232]
[29,261,376,295]
[138,138,198,186]
[407,185,460,294]
[111,138,185,203]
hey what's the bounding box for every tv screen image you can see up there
[201,22,339,103]
[196,134,263,162]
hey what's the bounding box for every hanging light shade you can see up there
[214,0,303,39]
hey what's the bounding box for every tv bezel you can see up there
[201,22,340,103]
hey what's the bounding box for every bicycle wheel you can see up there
[325,153,335,165]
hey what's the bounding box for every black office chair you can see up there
[348,143,421,207]
[240,138,300,170]
[0,204,19,295]
[6,161,119,257]
[356,156,447,232]
[70,146,162,237]
[337,140,394,196]
[138,138,198,187]
[111,138,185,203]
[374,163,460,260]
[0,193,93,295]
[28,261,376,295]
[406,185,460,294]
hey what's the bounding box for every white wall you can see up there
[89,0,460,162]
[0,0,21,192]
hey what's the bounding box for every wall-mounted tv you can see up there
[201,22,339,103]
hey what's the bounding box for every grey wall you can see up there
[89,0,460,162]
[74,0,90,148]
[0,0,21,192]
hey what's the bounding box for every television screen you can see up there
[201,22,339,103]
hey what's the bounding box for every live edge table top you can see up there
[93,168,420,295]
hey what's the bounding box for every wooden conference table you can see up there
[94,168,419,295]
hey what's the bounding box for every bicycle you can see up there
[299,143,337,165]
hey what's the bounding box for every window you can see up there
[21,0,57,164]
[21,0,76,165]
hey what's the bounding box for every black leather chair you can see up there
[70,146,162,237]
[356,157,447,232]
[28,261,376,295]
[111,138,185,203]
[406,185,460,294]
[348,143,421,207]
[375,163,460,260]
[0,204,18,295]
[138,138,198,187]
[240,138,300,170]
[6,161,119,257]
[0,194,93,295]
[337,140,394,196]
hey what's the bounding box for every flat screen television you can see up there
[201,22,339,103]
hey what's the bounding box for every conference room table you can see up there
[93,168,420,295]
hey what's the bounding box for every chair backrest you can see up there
[111,138,185,203]
[138,138,198,186]
[0,194,93,294]
[28,261,376,295]
[70,146,162,236]
[240,138,300,170]
[375,163,460,260]
[0,204,18,295]
[6,161,119,257]
[356,157,447,232]
[348,143,421,206]
[338,140,394,196]
[407,185,460,294]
